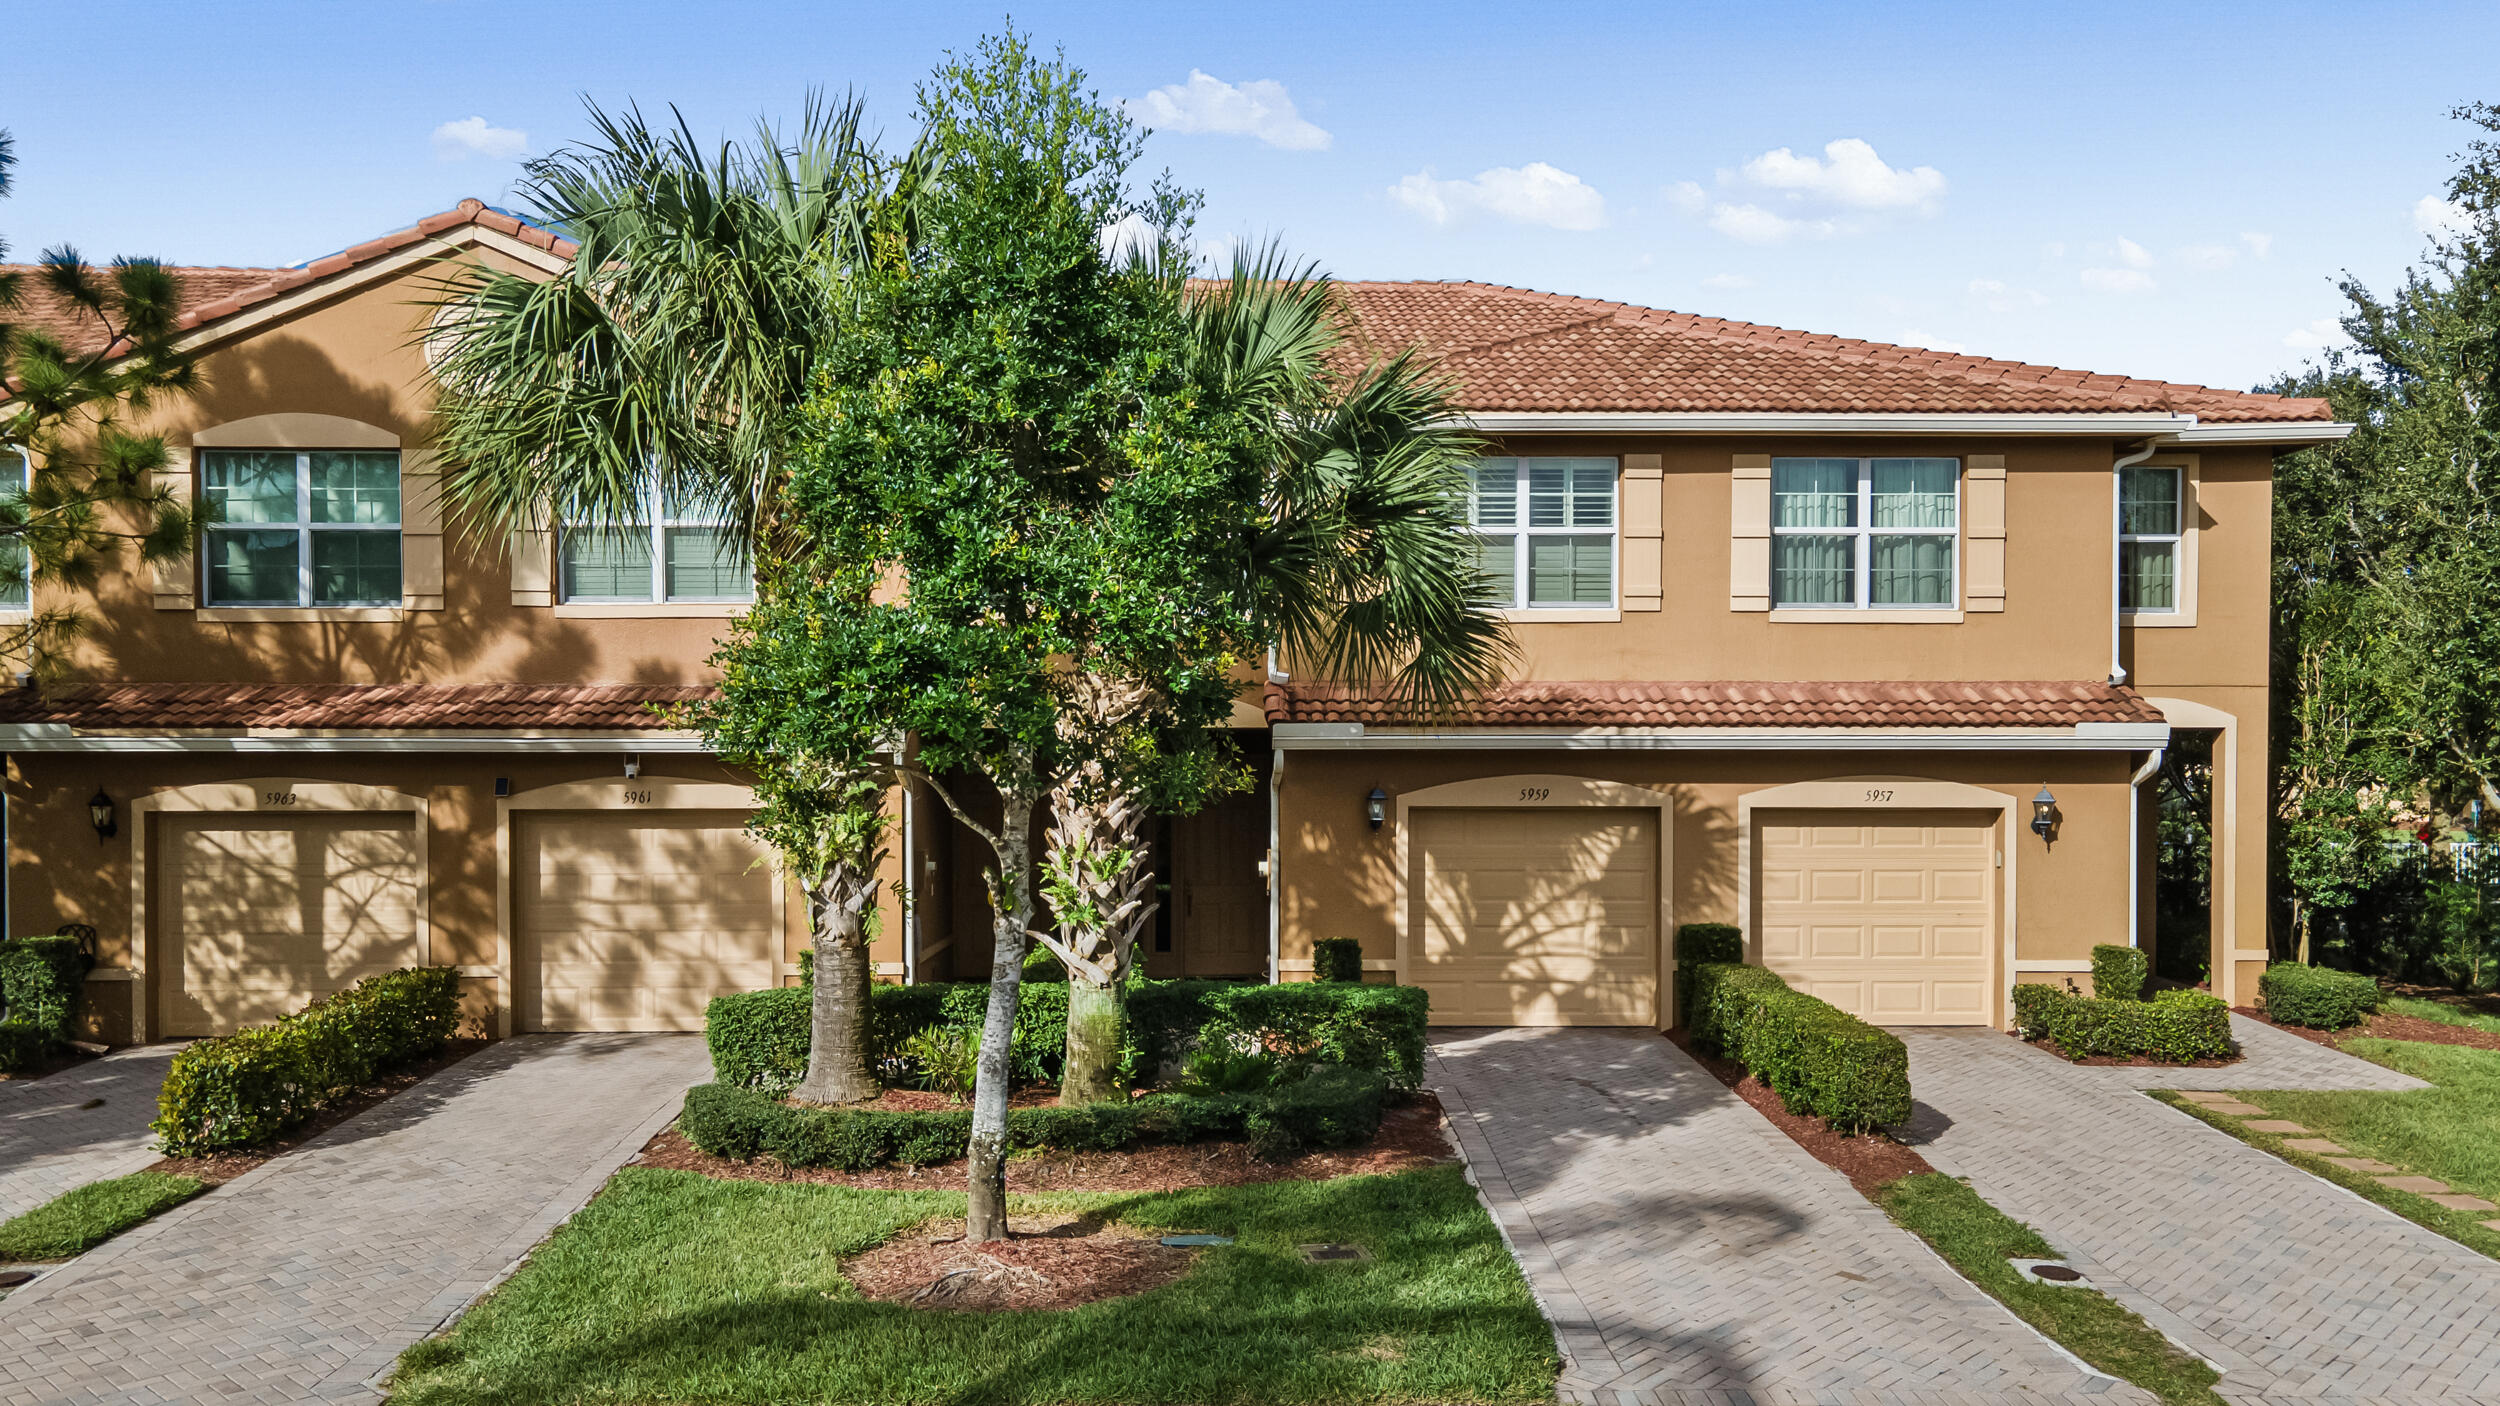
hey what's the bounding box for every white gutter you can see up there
[2108,440,2160,685]
[1271,721,2170,752]
[1456,411,2199,436]
[2128,746,2167,948]
[2157,422,2354,446]
[0,727,709,753]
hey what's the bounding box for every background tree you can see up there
[0,129,199,676]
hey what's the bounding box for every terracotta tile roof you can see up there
[0,683,712,731]
[174,198,575,330]
[1329,281,2331,424]
[3,265,288,357]
[1264,679,2165,729]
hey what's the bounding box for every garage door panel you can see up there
[1413,807,1657,1027]
[514,810,777,1033]
[1756,808,1996,1027]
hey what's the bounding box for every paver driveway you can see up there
[1429,1027,2145,1406]
[0,1043,177,1222]
[1905,1017,2500,1406]
[0,1033,707,1406]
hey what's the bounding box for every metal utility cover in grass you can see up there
[1159,1234,1233,1247]
[1299,1243,1371,1263]
[2009,1258,2092,1288]
[0,1269,36,1289]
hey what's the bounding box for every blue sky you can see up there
[7,1,2492,390]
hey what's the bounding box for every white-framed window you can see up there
[559,485,752,604]
[1770,457,1959,609]
[0,446,28,613]
[199,449,402,606]
[2120,466,2182,613]
[1465,456,1618,608]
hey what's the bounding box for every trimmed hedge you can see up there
[1684,961,1910,1133]
[705,977,1428,1098]
[1673,923,1743,1026]
[2090,944,2148,1002]
[1312,937,1363,983]
[679,1063,1387,1168]
[2011,983,2234,1062]
[152,967,462,1156]
[0,934,94,1070]
[2259,963,2381,1030]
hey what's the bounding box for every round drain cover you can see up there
[2030,1264,2083,1282]
[0,1271,35,1289]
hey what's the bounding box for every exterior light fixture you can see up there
[1365,786,1388,831]
[623,753,642,780]
[2030,785,2059,840]
[88,788,116,843]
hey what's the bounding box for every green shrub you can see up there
[1312,937,1363,983]
[1180,1041,1280,1094]
[2011,982,2235,1062]
[896,1026,979,1101]
[1022,946,1068,983]
[2259,963,2382,1029]
[1682,962,1910,1133]
[1673,923,1744,1024]
[2090,944,2149,1002]
[0,934,93,1057]
[678,1064,1386,1169]
[0,1020,52,1073]
[151,966,461,1156]
[1198,982,1428,1094]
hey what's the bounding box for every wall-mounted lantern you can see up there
[88,788,116,843]
[1365,786,1388,831]
[2029,785,2059,841]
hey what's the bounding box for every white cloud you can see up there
[1125,70,1331,151]
[1733,138,1946,212]
[1701,272,1754,290]
[1390,163,1606,231]
[2241,231,2273,259]
[2176,243,2238,271]
[1968,278,2048,312]
[1667,180,1709,216]
[2116,237,2155,269]
[1098,211,1158,263]
[431,116,527,162]
[2415,193,2474,241]
[2081,267,2157,294]
[1706,202,1836,244]
[2283,316,2348,350]
[1895,328,1969,354]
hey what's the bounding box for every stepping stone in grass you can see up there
[2377,1175,2453,1195]
[2204,1102,2268,1116]
[2284,1138,2347,1154]
[2481,1219,2500,1233]
[2428,1194,2498,1212]
[2178,1091,2237,1104]
[2244,1120,2309,1134]
[2325,1156,2401,1174]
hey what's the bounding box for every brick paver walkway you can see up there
[0,1033,706,1406]
[1904,1026,2500,1405]
[1430,1027,2145,1406]
[0,1043,178,1222]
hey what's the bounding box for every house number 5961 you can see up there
[622,790,654,805]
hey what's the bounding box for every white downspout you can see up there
[2109,440,2159,685]
[1264,644,1288,985]
[2128,747,2166,948]
[901,784,917,985]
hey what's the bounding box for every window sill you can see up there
[1770,608,1965,624]
[2123,610,2198,629]
[199,606,404,623]
[1495,607,1621,623]
[552,602,750,619]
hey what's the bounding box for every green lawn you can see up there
[388,1164,1555,1406]
[1877,1174,2222,1406]
[2156,1038,2500,1259]
[0,1171,206,1261]
[2383,995,2500,1034]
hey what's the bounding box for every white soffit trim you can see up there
[1455,411,2199,436]
[1271,721,2171,751]
[0,726,708,754]
[2155,421,2355,446]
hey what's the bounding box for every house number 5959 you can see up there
[1519,787,1551,801]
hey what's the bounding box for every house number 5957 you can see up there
[1864,788,1895,802]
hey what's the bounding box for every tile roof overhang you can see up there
[0,683,719,752]
[1265,680,2172,752]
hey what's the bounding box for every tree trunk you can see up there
[964,792,1035,1245]
[1060,975,1124,1104]
[792,868,880,1105]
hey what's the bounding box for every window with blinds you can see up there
[1769,457,1959,609]
[1465,456,1618,608]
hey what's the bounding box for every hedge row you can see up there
[1685,961,1910,1133]
[2090,943,2149,1002]
[706,977,1427,1097]
[1672,923,1742,1025]
[2259,963,2381,1030]
[2010,983,2234,1062]
[680,1063,1388,1168]
[152,967,462,1156]
[0,935,94,1071]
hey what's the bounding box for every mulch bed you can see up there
[841,1211,1197,1311]
[788,1084,1061,1112]
[2016,1030,2244,1067]
[2238,1005,2500,1052]
[1662,1029,1931,1194]
[634,1093,1459,1193]
[144,1038,490,1186]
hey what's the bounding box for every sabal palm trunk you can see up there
[794,864,880,1105]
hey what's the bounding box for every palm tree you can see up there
[423,95,910,1104]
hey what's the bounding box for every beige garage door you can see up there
[1756,809,1996,1025]
[155,812,423,1037]
[1412,807,1658,1026]
[512,811,778,1031]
